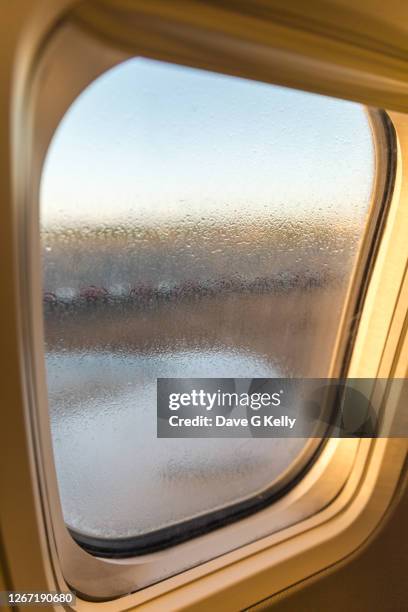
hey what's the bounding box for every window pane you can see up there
[41,58,375,543]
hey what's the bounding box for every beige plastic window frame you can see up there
[1,1,407,610]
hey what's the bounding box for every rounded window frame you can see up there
[12,10,406,605]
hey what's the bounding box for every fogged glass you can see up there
[41,58,375,540]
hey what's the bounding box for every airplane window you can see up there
[40,58,375,551]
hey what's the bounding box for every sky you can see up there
[40,57,375,228]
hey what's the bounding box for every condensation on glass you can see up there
[40,58,375,541]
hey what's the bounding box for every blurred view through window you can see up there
[41,58,375,543]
